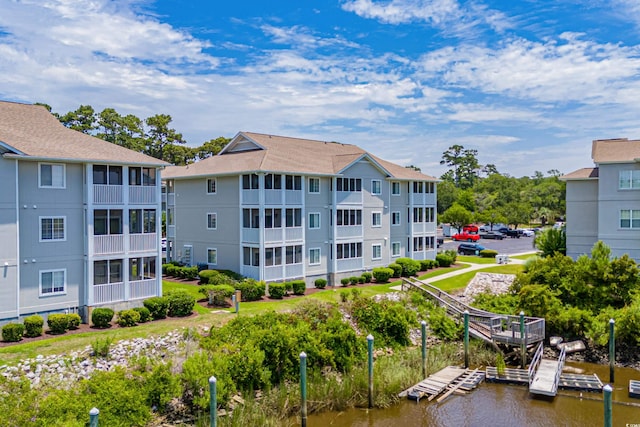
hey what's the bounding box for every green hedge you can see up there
[1,323,24,342]
[314,278,327,289]
[67,313,82,330]
[144,297,169,320]
[234,279,266,302]
[92,307,115,328]
[268,283,286,299]
[166,290,196,317]
[198,269,235,285]
[47,313,69,335]
[340,277,350,287]
[372,267,394,283]
[388,263,402,278]
[291,280,306,295]
[480,249,498,258]
[199,284,235,306]
[117,309,141,327]
[133,306,152,323]
[396,258,421,276]
[24,315,44,338]
[361,272,372,283]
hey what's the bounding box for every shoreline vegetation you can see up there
[1,249,639,426]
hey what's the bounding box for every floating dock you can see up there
[486,366,603,393]
[630,380,640,398]
[399,366,485,402]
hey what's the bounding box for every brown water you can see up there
[305,362,640,427]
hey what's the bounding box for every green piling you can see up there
[367,334,374,408]
[609,319,615,383]
[464,310,469,368]
[603,384,612,427]
[421,320,427,378]
[89,407,99,427]
[209,376,217,427]
[300,352,307,427]
[520,311,526,368]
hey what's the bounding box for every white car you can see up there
[520,229,535,237]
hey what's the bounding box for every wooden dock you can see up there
[630,380,640,398]
[486,366,603,394]
[486,366,529,385]
[530,359,562,396]
[399,366,485,402]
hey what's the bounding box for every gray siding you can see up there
[304,176,332,280]
[565,179,598,259]
[0,157,19,319]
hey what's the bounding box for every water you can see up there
[306,362,640,426]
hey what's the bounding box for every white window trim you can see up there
[308,177,320,194]
[207,212,217,230]
[371,179,382,195]
[620,209,640,229]
[308,212,321,229]
[38,163,66,189]
[391,211,401,226]
[207,248,218,266]
[309,248,321,265]
[39,216,66,242]
[207,178,217,194]
[372,211,382,228]
[372,244,382,260]
[391,181,401,196]
[391,242,401,257]
[39,268,66,296]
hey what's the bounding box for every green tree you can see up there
[144,114,187,163]
[58,105,97,133]
[195,136,230,160]
[440,203,473,233]
[533,227,566,257]
[436,180,458,214]
[96,108,145,151]
[439,145,480,189]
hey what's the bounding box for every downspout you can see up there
[15,159,20,319]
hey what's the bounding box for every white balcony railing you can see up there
[336,225,363,238]
[130,279,158,299]
[264,265,283,281]
[265,190,283,205]
[93,184,123,204]
[242,228,260,243]
[336,191,362,205]
[412,251,427,261]
[93,234,124,254]
[411,193,436,206]
[337,258,363,272]
[285,190,303,205]
[285,227,303,241]
[242,190,259,205]
[264,228,283,243]
[93,282,125,304]
[129,186,156,204]
[285,263,303,278]
[129,233,157,252]
[240,265,260,280]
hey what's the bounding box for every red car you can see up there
[463,224,479,233]
[452,232,481,242]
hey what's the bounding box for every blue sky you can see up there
[2,0,640,178]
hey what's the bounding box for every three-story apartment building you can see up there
[562,138,640,261]
[0,101,166,325]
[163,132,438,286]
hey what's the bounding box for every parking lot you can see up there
[440,233,537,256]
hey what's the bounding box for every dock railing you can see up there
[528,343,544,385]
[551,345,567,393]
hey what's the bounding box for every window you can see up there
[207,248,218,265]
[130,167,156,186]
[265,174,282,190]
[242,174,259,189]
[336,177,361,192]
[426,236,435,249]
[265,247,283,266]
[619,170,640,189]
[413,181,423,193]
[130,257,156,280]
[129,209,156,233]
[620,209,640,228]
[336,209,362,226]
[308,212,321,229]
[94,259,123,285]
[207,213,217,230]
[426,207,435,222]
[372,212,381,227]
[93,165,122,185]
[336,242,363,259]
[39,163,65,188]
[391,242,401,257]
[309,248,321,265]
[40,269,66,296]
[265,208,282,228]
[94,209,123,235]
[243,209,260,228]
[167,207,175,225]
[286,245,303,264]
[286,208,302,227]
[392,211,401,226]
[285,175,302,190]
[243,247,260,266]
[371,180,381,195]
[413,237,424,251]
[413,207,424,223]
[40,217,65,241]
[207,178,217,194]
[427,182,435,193]
[372,244,382,260]
[391,182,401,195]
[308,178,320,193]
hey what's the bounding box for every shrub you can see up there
[199,284,235,306]
[361,272,372,283]
[340,277,350,287]
[480,249,498,258]
[358,276,366,284]
[372,267,394,283]
[92,337,113,358]
[349,276,359,285]
[268,283,286,299]
[196,263,208,272]
[166,290,196,317]
[388,263,402,278]
[117,309,141,327]
[1,323,24,342]
[91,307,115,328]
[47,313,69,334]
[144,297,169,320]
[23,315,44,338]
[66,313,82,330]
[436,253,455,267]
[396,257,421,276]
[284,281,293,294]
[235,279,266,302]
[420,259,437,271]
[291,280,306,295]
[145,363,181,413]
[133,306,152,323]
[179,266,198,281]
[314,278,327,289]
[340,289,350,302]
[162,263,171,275]
[165,264,179,277]
[199,269,235,286]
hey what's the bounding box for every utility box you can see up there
[496,254,509,264]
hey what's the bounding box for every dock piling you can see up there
[421,320,427,378]
[609,319,615,383]
[464,311,469,368]
[520,311,526,368]
[603,384,612,427]
[89,407,99,427]
[367,334,374,408]
[300,352,307,427]
[209,376,217,427]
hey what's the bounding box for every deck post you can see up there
[234,290,241,313]
[603,384,612,427]
[520,311,526,369]
[421,320,427,378]
[609,319,615,383]
[300,352,307,427]
[89,407,99,427]
[209,376,217,427]
[367,334,374,408]
[463,311,469,368]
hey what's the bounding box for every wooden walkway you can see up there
[530,359,562,396]
[399,366,485,402]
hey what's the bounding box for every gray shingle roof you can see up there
[592,138,640,164]
[560,167,599,180]
[0,100,167,166]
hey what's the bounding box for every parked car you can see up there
[437,237,444,247]
[452,232,481,242]
[462,224,479,233]
[520,229,535,237]
[457,243,486,255]
[480,230,505,240]
[497,227,521,238]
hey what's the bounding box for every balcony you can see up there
[241,265,259,280]
[93,184,123,204]
[337,258,363,272]
[264,228,283,243]
[129,233,157,252]
[242,190,259,205]
[411,193,436,206]
[93,282,125,304]
[265,190,283,205]
[129,186,157,204]
[285,263,303,278]
[412,222,437,234]
[264,265,283,281]
[285,227,303,241]
[336,191,362,205]
[336,225,363,238]
[94,234,124,255]
[242,228,260,243]
[130,278,158,300]
[285,190,303,205]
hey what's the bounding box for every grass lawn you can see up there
[456,255,498,264]
[510,253,539,261]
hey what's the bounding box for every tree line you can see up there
[436,144,565,229]
[37,103,229,165]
